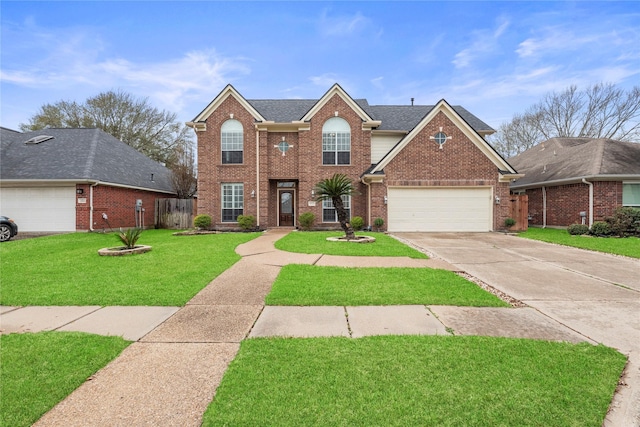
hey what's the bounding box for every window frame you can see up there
[221,183,244,222]
[322,117,351,165]
[622,182,640,207]
[221,119,243,164]
[322,195,351,223]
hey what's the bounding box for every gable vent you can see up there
[25,135,54,145]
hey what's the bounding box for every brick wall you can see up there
[526,181,623,227]
[381,111,510,230]
[75,184,169,231]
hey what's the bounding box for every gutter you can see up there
[89,181,100,231]
[255,128,260,227]
[582,178,594,227]
[510,174,640,191]
[542,186,547,228]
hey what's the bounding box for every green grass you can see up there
[519,228,640,258]
[1,332,130,427]
[266,265,509,307]
[274,231,428,258]
[203,336,626,427]
[0,230,260,306]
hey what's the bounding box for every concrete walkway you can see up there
[0,229,636,425]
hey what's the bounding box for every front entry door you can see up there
[279,190,294,226]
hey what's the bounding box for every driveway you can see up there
[395,232,640,426]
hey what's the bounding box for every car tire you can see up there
[0,224,12,242]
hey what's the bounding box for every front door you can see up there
[279,190,294,226]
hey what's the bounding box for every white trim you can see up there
[300,84,379,129]
[512,174,640,190]
[187,85,266,131]
[0,179,175,194]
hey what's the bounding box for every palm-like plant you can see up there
[117,227,143,249]
[314,173,357,240]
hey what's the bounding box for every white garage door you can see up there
[0,187,76,232]
[388,187,493,232]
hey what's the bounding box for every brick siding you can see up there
[525,181,622,227]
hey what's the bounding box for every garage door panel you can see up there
[388,188,492,232]
[0,187,76,232]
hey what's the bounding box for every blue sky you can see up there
[1,1,639,132]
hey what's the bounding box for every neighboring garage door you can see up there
[387,187,493,232]
[0,187,76,232]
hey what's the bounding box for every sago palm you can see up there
[314,173,357,240]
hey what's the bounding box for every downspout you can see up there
[89,181,100,231]
[361,178,372,229]
[255,128,260,227]
[542,186,547,228]
[582,178,594,227]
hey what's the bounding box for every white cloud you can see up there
[452,16,510,69]
[318,9,371,37]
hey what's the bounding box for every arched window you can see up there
[221,119,243,164]
[322,117,350,165]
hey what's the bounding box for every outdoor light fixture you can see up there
[384,195,388,204]
[251,190,255,198]
[311,189,315,196]
[76,188,84,195]
[495,196,501,204]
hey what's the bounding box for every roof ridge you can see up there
[592,139,607,175]
[82,129,100,178]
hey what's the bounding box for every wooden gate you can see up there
[155,198,194,229]
[508,194,528,231]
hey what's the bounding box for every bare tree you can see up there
[490,83,640,157]
[169,142,197,199]
[20,90,193,166]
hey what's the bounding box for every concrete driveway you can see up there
[395,232,640,426]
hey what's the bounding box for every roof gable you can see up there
[187,84,266,131]
[300,83,380,129]
[370,99,517,175]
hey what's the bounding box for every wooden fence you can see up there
[155,198,194,229]
[509,194,529,231]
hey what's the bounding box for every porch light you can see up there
[251,190,255,198]
[384,196,388,204]
[495,196,501,204]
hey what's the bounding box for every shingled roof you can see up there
[508,137,640,189]
[0,127,175,193]
[246,99,494,134]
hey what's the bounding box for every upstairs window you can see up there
[221,119,243,164]
[322,195,351,223]
[322,117,350,165]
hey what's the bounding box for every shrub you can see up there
[607,207,640,237]
[351,216,364,231]
[237,215,256,231]
[117,227,143,249]
[589,221,611,237]
[567,224,589,235]
[193,214,212,229]
[298,212,315,231]
[373,217,384,232]
[504,218,516,228]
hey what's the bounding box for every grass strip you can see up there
[266,265,509,307]
[274,231,428,258]
[1,332,130,427]
[519,228,640,258]
[203,336,625,427]
[0,230,260,306]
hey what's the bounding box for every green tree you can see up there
[19,89,193,167]
[314,173,357,240]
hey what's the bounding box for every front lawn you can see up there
[1,332,130,427]
[274,231,428,258]
[266,265,509,307]
[0,230,260,306]
[519,228,640,258]
[203,336,625,426]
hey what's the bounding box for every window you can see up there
[222,183,243,222]
[623,183,640,207]
[322,196,351,223]
[221,119,243,164]
[322,117,350,165]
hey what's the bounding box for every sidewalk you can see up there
[0,230,606,426]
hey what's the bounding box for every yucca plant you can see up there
[117,227,143,249]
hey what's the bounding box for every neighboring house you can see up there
[0,127,176,232]
[508,137,640,227]
[188,84,521,232]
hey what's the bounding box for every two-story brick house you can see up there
[188,83,521,232]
